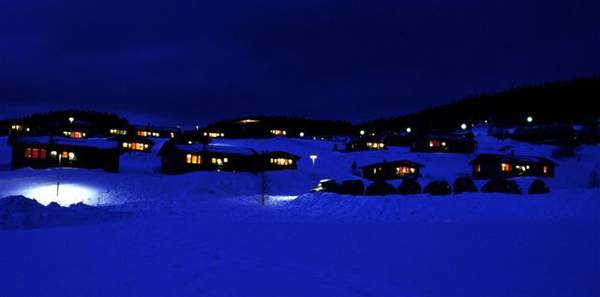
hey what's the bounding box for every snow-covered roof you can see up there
[173,144,256,156]
[469,154,558,165]
[360,160,424,169]
[9,136,119,149]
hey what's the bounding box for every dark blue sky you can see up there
[1,0,599,126]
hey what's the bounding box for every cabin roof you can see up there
[132,124,180,132]
[8,136,119,149]
[262,150,301,159]
[359,160,424,169]
[423,135,477,143]
[468,153,558,166]
[173,144,257,156]
[346,137,384,145]
[108,135,156,145]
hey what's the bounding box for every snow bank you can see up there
[0,196,131,230]
[284,189,600,222]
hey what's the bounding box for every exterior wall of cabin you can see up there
[411,138,475,153]
[10,144,119,173]
[161,150,258,174]
[361,164,420,181]
[345,141,386,152]
[472,161,555,179]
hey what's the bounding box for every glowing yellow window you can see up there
[501,163,513,171]
[543,166,548,174]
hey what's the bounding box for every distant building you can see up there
[158,143,259,174]
[344,137,386,152]
[131,124,181,139]
[469,152,558,180]
[359,160,424,181]
[410,135,477,153]
[59,120,93,139]
[508,124,577,146]
[260,151,301,171]
[109,135,155,153]
[8,136,120,173]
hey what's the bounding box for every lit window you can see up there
[429,140,440,147]
[543,166,548,174]
[122,143,128,148]
[24,148,31,158]
[476,165,481,172]
[501,163,513,172]
[223,158,228,163]
[212,158,217,164]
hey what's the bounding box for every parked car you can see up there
[366,180,397,196]
[397,177,422,195]
[423,180,452,195]
[453,177,478,194]
[309,179,341,194]
[481,178,522,194]
[528,179,550,194]
[340,180,365,195]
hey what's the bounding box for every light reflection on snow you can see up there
[24,184,97,206]
[269,195,299,202]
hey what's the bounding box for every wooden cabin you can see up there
[411,135,477,153]
[59,121,93,139]
[509,125,577,146]
[260,151,301,171]
[173,131,211,145]
[469,153,558,180]
[359,160,424,181]
[270,129,287,136]
[344,137,387,152]
[108,128,128,136]
[158,143,258,174]
[109,135,155,153]
[132,124,181,139]
[203,131,226,138]
[8,136,120,173]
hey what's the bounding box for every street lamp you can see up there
[406,127,412,133]
[310,154,318,186]
[299,132,305,137]
[527,116,533,123]
[359,130,365,136]
[461,123,467,130]
[68,117,74,124]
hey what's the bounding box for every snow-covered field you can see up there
[1,133,599,296]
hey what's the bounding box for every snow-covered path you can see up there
[2,214,598,297]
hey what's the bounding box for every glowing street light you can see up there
[359,130,365,136]
[406,127,412,133]
[68,117,75,124]
[461,123,468,130]
[527,116,533,123]
[310,154,318,186]
[299,132,305,137]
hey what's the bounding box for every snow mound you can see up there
[284,189,600,222]
[0,196,132,230]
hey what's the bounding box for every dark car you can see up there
[481,178,522,194]
[397,177,422,195]
[528,179,550,194]
[309,179,341,194]
[423,180,452,195]
[453,177,478,194]
[340,180,365,196]
[366,180,397,196]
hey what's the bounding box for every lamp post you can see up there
[68,117,74,124]
[56,152,61,197]
[527,116,533,123]
[461,123,467,130]
[406,127,412,133]
[310,154,318,186]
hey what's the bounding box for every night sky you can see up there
[1,1,599,126]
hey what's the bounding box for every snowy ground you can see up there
[1,133,599,296]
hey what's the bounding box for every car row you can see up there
[309,177,551,196]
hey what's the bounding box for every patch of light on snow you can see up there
[269,195,299,202]
[24,183,97,206]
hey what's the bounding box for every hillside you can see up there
[360,76,600,133]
